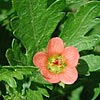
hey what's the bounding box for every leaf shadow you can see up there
[80,71,100,100]
[77,59,89,76]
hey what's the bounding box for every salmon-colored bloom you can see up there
[33,37,80,84]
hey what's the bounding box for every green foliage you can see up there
[11,0,66,65]
[0,66,52,100]
[68,86,83,100]
[60,1,100,51]
[26,89,43,100]
[6,39,27,65]
[91,83,100,100]
[0,0,100,100]
[81,54,100,72]
[0,0,14,30]
[0,66,32,88]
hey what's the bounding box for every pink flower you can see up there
[33,37,80,84]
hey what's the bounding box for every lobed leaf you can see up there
[11,0,66,65]
[0,66,33,88]
[60,1,100,51]
[0,68,17,88]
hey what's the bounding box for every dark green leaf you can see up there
[77,59,90,76]
[6,39,27,65]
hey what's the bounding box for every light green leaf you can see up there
[66,0,87,4]
[72,34,100,51]
[91,83,100,100]
[11,0,66,65]
[37,87,49,98]
[69,86,83,100]
[6,48,16,65]
[59,82,65,88]
[81,54,100,72]
[0,66,34,88]
[0,69,17,88]
[4,92,22,100]
[11,70,23,80]
[60,1,100,51]
[26,89,43,100]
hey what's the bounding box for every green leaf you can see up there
[6,39,27,65]
[77,59,90,76]
[65,0,90,8]
[6,48,16,65]
[69,86,83,100]
[37,87,49,98]
[91,83,100,100]
[32,70,53,90]
[11,0,66,65]
[4,91,22,100]
[59,82,65,88]
[0,68,17,88]
[0,66,34,88]
[81,54,100,72]
[79,72,100,100]
[72,34,100,51]
[60,1,100,51]
[26,89,43,100]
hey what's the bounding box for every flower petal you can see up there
[59,67,78,84]
[47,37,64,56]
[33,52,47,68]
[40,67,60,83]
[44,75,60,83]
[62,46,80,67]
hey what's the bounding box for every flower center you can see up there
[48,55,66,74]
